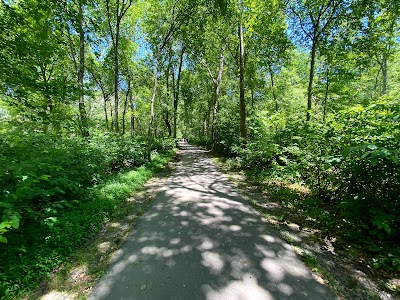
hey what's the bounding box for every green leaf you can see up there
[0,202,14,209]
[11,215,20,229]
[361,152,370,159]
[0,236,8,243]
[0,222,11,230]
[40,175,50,181]
[382,223,391,234]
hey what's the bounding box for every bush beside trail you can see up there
[211,99,400,274]
[0,131,175,298]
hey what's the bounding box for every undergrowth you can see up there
[217,156,400,295]
[211,100,400,282]
[0,149,175,299]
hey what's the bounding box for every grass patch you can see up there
[0,150,175,300]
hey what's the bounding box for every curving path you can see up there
[89,144,336,300]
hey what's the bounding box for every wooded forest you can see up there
[0,0,399,298]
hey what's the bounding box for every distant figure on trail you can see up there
[181,138,187,144]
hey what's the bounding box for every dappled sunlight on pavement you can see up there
[89,145,336,300]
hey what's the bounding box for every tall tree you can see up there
[173,45,185,138]
[144,0,192,160]
[245,0,291,112]
[357,0,400,95]
[105,0,134,133]
[87,57,114,130]
[0,0,74,128]
[77,0,89,137]
[237,0,247,142]
[288,0,345,121]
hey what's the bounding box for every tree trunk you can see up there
[109,100,114,131]
[307,40,317,121]
[113,18,121,133]
[206,106,211,138]
[173,46,185,138]
[239,16,247,143]
[122,80,131,135]
[164,110,172,136]
[106,0,133,132]
[130,94,135,138]
[104,99,109,130]
[251,87,254,110]
[165,66,172,137]
[381,57,387,95]
[78,0,89,137]
[40,67,53,118]
[202,112,207,137]
[47,97,53,113]
[100,85,110,130]
[323,67,329,122]
[269,69,278,112]
[238,9,247,142]
[211,51,224,151]
[147,56,159,161]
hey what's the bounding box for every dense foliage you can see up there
[214,97,400,273]
[0,147,173,298]
[0,0,399,297]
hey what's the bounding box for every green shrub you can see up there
[274,100,400,241]
[0,131,163,243]
[0,148,174,299]
[219,98,399,244]
[151,137,176,151]
[325,101,400,240]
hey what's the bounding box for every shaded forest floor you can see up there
[212,155,399,300]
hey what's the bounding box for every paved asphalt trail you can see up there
[89,145,336,300]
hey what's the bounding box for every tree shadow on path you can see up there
[89,144,336,300]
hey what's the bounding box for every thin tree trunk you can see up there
[47,97,53,112]
[174,46,185,138]
[165,65,172,137]
[238,5,247,142]
[373,65,381,92]
[106,0,133,132]
[381,57,387,95]
[206,106,211,138]
[122,80,131,135]
[113,19,120,133]
[251,87,254,110]
[109,100,114,131]
[165,110,172,136]
[78,0,89,137]
[202,112,207,137]
[100,86,111,130]
[211,52,224,151]
[147,56,159,161]
[40,66,53,114]
[130,93,135,137]
[269,69,278,112]
[104,99,109,130]
[323,67,329,122]
[307,41,317,121]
